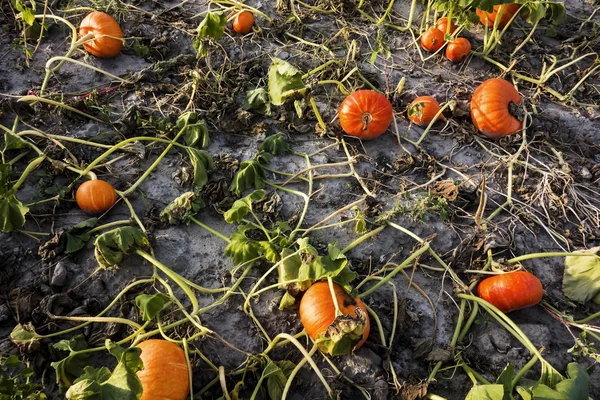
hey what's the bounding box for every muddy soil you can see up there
[1,0,600,399]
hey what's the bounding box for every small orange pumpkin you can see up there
[478,271,543,313]
[79,11,123,58]
[470,78,522,139]
[338,90,393,140]
[137,340,190,400]
[408,96,444,126]
[436,17,457,34]
[299,282,370,355]
[75,179,117,214]
[420,27,445,53]
[476,4,520,28]
[446,38,471,62]
[233,10,255,34]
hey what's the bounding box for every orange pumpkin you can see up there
[408,96,444,126]
[436,17,457,34]
[420,27,445,53]
[446,38,471,62]
[476,4,520,28]
[478,271,543,313]
[79,11,123,58]
[137,340,190,400]
[299,282,370,355]
[75,179,117,214]
[470,78,522,139]
[233,10,255,34]
[338,90,393,140]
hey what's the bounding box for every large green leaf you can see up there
[66,218,99,254]
[196,12,227,40]
[186,148,214,190]
[531,363,589,400]
[224,225,260,265]
[258,134,290,156]
[224,189,266,223]
[243,88,271,115]
[0,194,28,232]
[93,227,151,268]
[465,385,506,400]
[229,160,266,196]
[258,357,295,400]
[51,336,90,392]
[160,192,205,225]
[563,247,600,304]
[267,58,306,106]
[135,293,171,321]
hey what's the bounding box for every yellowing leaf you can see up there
[563,247,600,304]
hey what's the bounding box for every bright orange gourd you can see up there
[446,38,471,62]
[338,90,393,140]
[79,11,123,58]
[75,179,117,214]
[299,282,370,355]
[408,96,444,126]
[476,4,520,28]
[420,27,445,53]
[477,271,543,313]
[436,17,457,34]
[137,340,190,400]
[233,10,255,34]
[470,78,522,139]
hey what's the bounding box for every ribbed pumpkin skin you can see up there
[471,78,522,139]
[476,4,520,28]
[299,282,370,350]
[79,12,123,58]
[446,38,471,62]
[408,96,444,126]
[137,340,190,400]
[338,90,393,140]
[233,10,255,34]
[420,27,445,53]
[75,180,117,214]
[477,271,543,313]
[436,17,456,34]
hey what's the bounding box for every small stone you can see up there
[278,51,289,59]
[579,167,592,180]
[51,262,68,287]
[0,304,10,323]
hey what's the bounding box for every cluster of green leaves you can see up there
[0,355,46,400]
[177,112,214,191]
[193,12,227,57]
[12,0,36,26]
[94,227,151,268]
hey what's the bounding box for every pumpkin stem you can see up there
[361,112,373,131]
[75,32,96,47]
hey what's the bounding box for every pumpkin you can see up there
[299,281,370,356]
[476,4,520,28]
[446,37,471,62]
[79,11,123,58]
[407,96,444,126]
[436,17,456,34]
[137,340,190,400]
[75,179,117,214]
[477,271,543,313]
[233,10,255,34]
[420,27,445,53]
[470,78,522,138]
[338,90,393,140]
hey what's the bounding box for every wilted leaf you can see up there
[94,227,151,268]
[10,323,42,349]
[66,218,98,254]
[258,134,290,155]
[51,335,89,392]
[0,194,29,233]
[160,192,205,225]
[178,112,210,149]
[135,293,171,321]
[224,189,266,223]
[268,58,306,106]
[196,12,227,40]
[229,160,266,196]
[186,148,214,190]
[563,247,600,304]
[243,88,271,115]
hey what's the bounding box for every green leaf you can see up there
[0,164,11,195]
[4,355,21,368]
[135,293,171,321]
[278,291,296,310]
[278,248,305,291]
[21,7,35,26]
[243,88,271,115]
[224,226,260,265]
[229,160,266,196]
[1,130,30,152]
[196,12,227,40]
[531,363,589,400]
[160,192,205,225]
[10,323,41,349]
[185,148,214,191]
[496,364,515,400]
[51,335,89,392]
[547,3,566,25]
[563,247,600,304]
[522,3,546,25]
[298,243,349,283]
[267,58,307,106]
[93,227,151,268]
[465,384,506,400]
[258,134,290,156]
[255,151,273,165]
[264,359,295,400]
[224,189,266,223]
[66,218,99,254]
[259,241,280,263]
[0,194,28,232]
[178,112,210,148]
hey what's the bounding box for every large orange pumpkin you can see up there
[338,90,393,140]
[76,179,117,214]
[299,281,370,356]
[446,38,471,62]
[79,11,123,58]
[436,17,457,34]
[476,4,520,28]
[233,10,255,34]
[420,27,445,53]
[408,96,444,126]
[470,78,522,139]
[478,271,543,313]
[137,340,190,400]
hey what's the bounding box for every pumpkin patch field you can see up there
[2,0,600,399]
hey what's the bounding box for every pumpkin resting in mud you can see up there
[446,37,471,62]
[338,90,393,140]
[436,17,457,34]
[420,27,445,53]
[477,271,543,313]
[79,11,123,58]
[470,78,522,139]
[299,281,370,356]
[75,179,117,214]
[476,4,520,28]
[407,96,444,126]
[233,10,255,34]
[137,340,190,400]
